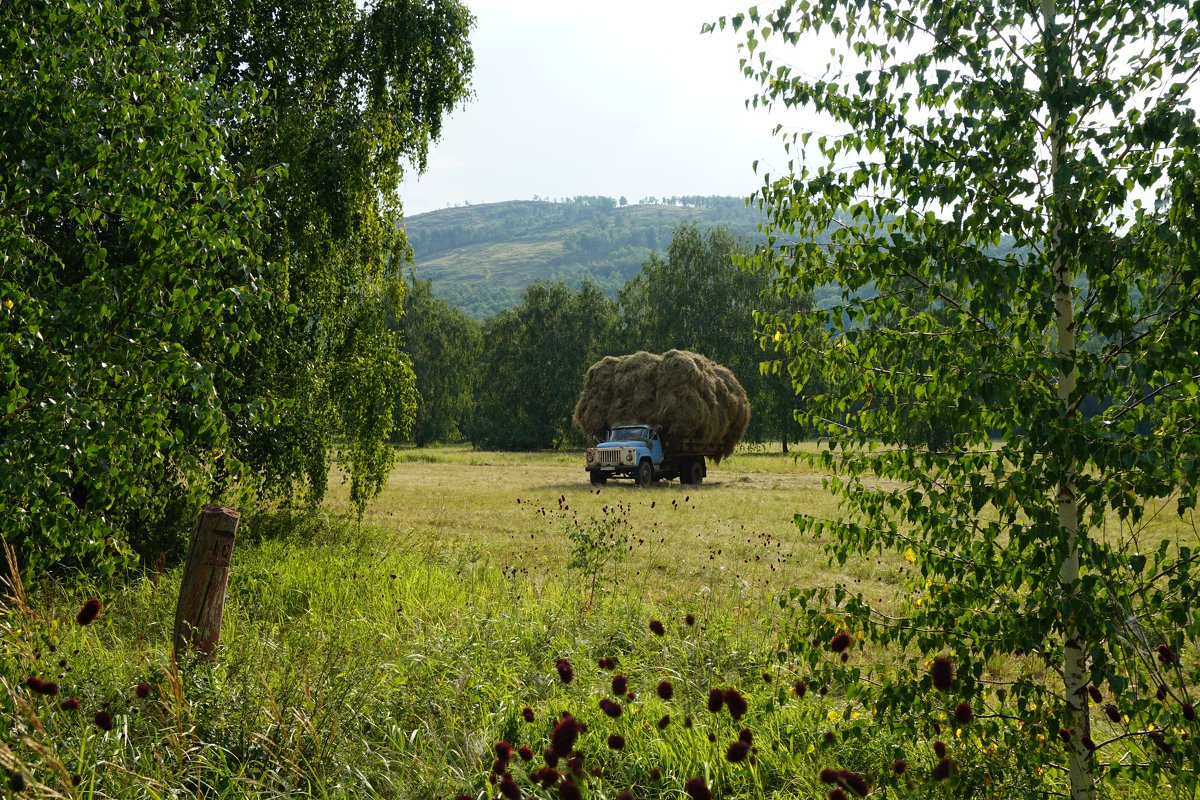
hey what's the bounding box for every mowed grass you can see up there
[333,443,905,613]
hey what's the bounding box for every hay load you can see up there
[573,350,750,460]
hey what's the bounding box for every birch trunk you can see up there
[1043,0,1093,796]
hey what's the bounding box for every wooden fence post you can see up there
[173,504,239,662]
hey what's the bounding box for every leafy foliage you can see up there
[468,281,616,450]
[617,221,813,448]
[0,0,274,577]
[400,277,482,446]
[722,0,1200,796]
[164,0,475,514]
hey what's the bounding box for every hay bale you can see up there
[573,350,750,460]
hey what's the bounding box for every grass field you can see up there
[2,444,1195,798]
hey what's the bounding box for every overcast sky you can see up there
[397,0,818,215]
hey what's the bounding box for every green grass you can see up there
[2,444,1193,798]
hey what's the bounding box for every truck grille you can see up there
[597,449,623,466]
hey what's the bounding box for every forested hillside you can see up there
[401,196,767,317]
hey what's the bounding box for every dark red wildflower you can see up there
[1157,643,1177,664]
[823,731,836,744]
[9,771,28,793]
[953,702,973,724]
[892,758,907,775]
[1081,735,1096,751]
[658,714,670,729]
[135,682,151,699]
[819,684,829,696]
[616,791,635,800]
[612,674,628,696]
[739,728,753,744]
[498,774,522,800]
[550,715,581,756]
[1105,703,1121,723]
[1058,728,1073,743]
[724,688,748,721]
[93,710,114,731]
[518,746,534,761]
[492,759,507,775]
[495,741,513,764]
[567,754,585,775]
[1088,684,1102,704]
[707,688,724,713]
[841,771,869,797]
[607,734,625,750]
[933,740,946,758]
[597,657,617,670]
[931,758,952,780]
[599,697,622,718]
[685,613,696,626]
[795,680,808,698]
[650,767,661,780]
[59,697,80,711]
[24,676,45,693]
[534,767,560,788]
[544,747,559,768]
[684,777,711,800]
[656,679,674,700]
[1183,703,1196,721]
[762,671,773,683]
[77,598,102,626]
[626,691,636,701]
[555,659,574,684]
[707,732,716,743]
[840,652,849,663]
[649,619,665,636]
[819,768,839,784]
[828,790,847,800]
[1156,683,1168,701]
[930,656,954,691]
[684,716,693,728]
[830,631,852,653]
[556,777,582,800]
[726,739,751,763]
[522,707,535,723]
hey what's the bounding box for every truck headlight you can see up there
[625,449,634,463]
[586,449,595,464]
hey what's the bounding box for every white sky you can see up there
[396,0,820,215]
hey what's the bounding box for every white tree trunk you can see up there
[1044,0,1094,797]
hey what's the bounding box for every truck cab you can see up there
[585,424,663,486]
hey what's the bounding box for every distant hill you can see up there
[400,196,766,318]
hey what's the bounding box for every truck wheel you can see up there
[635,459,653,487]
[683,459,704,486]
[590,470,607,486]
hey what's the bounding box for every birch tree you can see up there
[714,1,1200,796]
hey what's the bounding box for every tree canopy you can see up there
[719,0,1200,796]
[1,0,474,578]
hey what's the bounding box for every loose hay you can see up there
[572,350,750,460]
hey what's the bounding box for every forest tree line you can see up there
[399,220,810,452]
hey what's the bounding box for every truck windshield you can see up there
[609,426,649,442]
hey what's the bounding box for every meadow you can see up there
[2,445,1192,798]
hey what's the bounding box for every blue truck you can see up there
[584,424,718,486]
